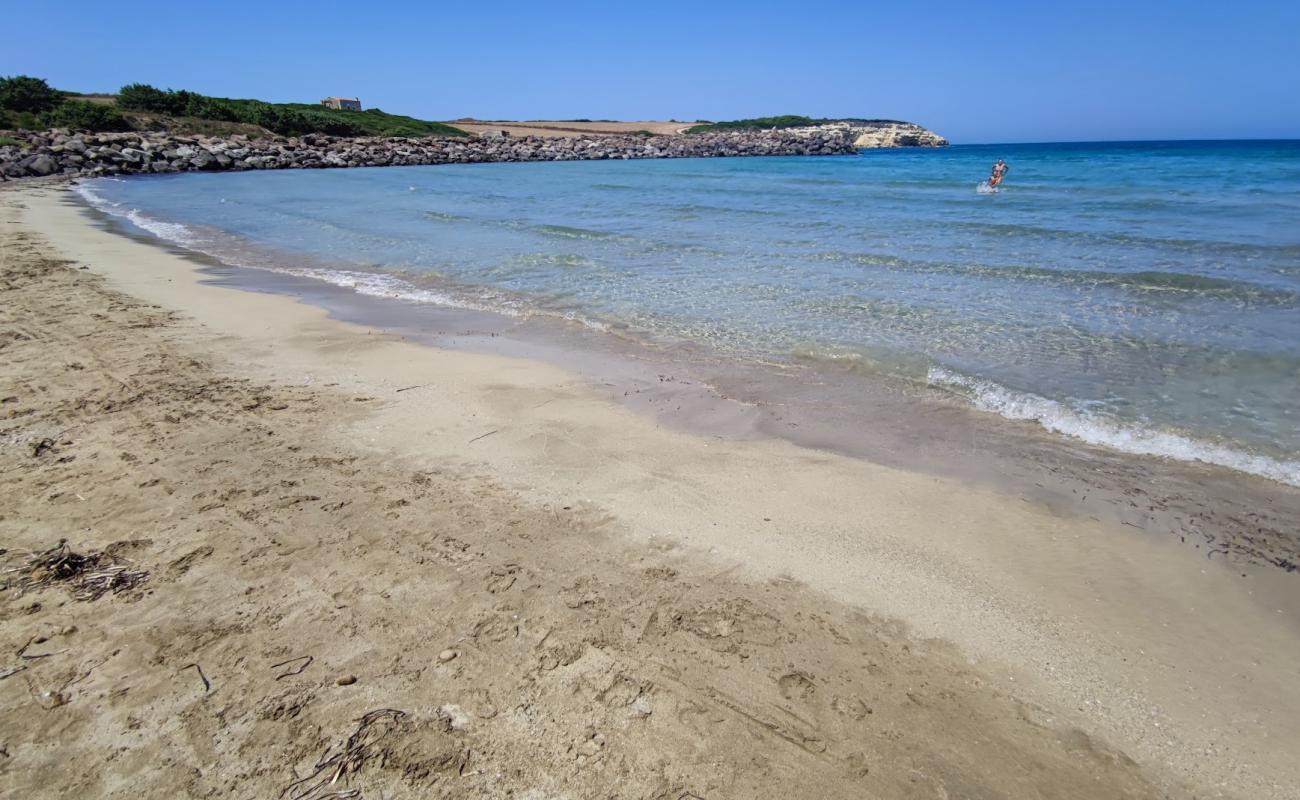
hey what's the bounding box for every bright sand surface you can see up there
[449,120,697,137]
[4,184,1299,798]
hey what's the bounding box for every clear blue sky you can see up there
[4,0,1298,143]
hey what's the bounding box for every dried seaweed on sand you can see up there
[283,709,407,800]
[2,539,149,600]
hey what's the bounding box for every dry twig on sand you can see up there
[2,540,148,600]
[467,429,498,444]
[282,709,407,800]
[4,540,95,587]
[272,655,314,680]
[182,662,211,694]
[16,636,64,660]
[72,563,149,600]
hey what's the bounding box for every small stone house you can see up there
[320,97,362,111]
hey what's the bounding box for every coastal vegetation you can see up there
[0,75,128,132]
[42,100,130,132]
[116,83,467,138]
[0,75,64,114]
[0,75,466,138]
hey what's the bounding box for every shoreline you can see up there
[5,183,1300,797]
[74,176,1300,574]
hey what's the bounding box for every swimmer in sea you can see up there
[989,159,1009,188]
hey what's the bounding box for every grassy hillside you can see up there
[115,84,467,138]
[0,75,466,138]
[687,115,911,133]
[273,103,465,137]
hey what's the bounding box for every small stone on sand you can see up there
[336,675,357,686]
[438,649,458,663]
[439,703,471,730]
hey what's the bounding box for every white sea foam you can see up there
[75,181,200,245]
[279,268,617,332]
[122,208,200,244]
[286,266,527,317]
[74,180,528,317]
[251,266,621,334]
[72,181,116,211]
[80,179,618,330]
[927,366,1300,487]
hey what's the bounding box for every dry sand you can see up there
[2,184,1298,798]
[450,120,697,138]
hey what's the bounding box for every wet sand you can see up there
[3,183,1299,798]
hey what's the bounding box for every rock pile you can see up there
[0,128,861,180]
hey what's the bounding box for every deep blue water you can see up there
[79,141,1300,484]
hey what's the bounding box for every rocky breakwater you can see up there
[0,128,859,180]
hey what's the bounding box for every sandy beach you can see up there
[2,183,1298,798]
[449,120,698,138]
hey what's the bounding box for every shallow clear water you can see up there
[79,141,1300,484]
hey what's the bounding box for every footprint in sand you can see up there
[777,671,816,702]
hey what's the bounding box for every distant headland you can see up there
[0,75,947,180]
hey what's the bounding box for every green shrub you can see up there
[275,103,464,137]
[179,92,238,121]
[686,116,817,134]
[113,82,466,138]
[236,102,358,136]
[0,135,26,148]
[117,83,184,114]
[42,100,128,132]
[0,75,63,113]
[2,109,48,131]
[296,111,363,137]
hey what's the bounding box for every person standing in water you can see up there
[989,159,1009,188]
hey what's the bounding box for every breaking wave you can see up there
[74,179,611,332]
[75,181,200,245]
[927,366,1300,487]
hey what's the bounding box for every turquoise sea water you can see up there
[78,141,1300,484]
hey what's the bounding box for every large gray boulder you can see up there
[189,150,217,170]
[25,154,58,176]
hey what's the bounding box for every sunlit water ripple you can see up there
[78,140,1300,485]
